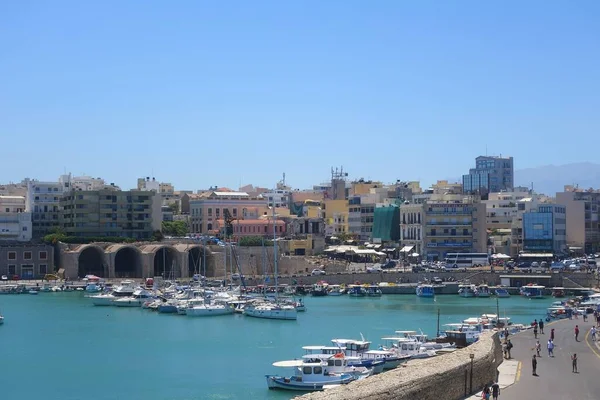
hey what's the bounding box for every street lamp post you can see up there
[469,353,475,394]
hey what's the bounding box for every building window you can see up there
[8,265,16,275]
[39,251,48,260]
[208,208,212,217]
[24,251,32,260]
[7,251,16,260]
[39,264,48,275]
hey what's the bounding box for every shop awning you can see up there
[399,245,414,253]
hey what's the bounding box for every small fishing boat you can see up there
[347,285,367,297]
[458,284,476,298]
[551,287,565,298]
[520,284,545,299]
[366,285,382,297]
[301,345,385,374]
[416,284,435,298]
[113,289,154,307]
[293,299,306,312]
[266,360,355,391]
[310,282,329,297]
[494,288,510,298]
[0,314,3,325]
[28,289,39,295]
[476,284,491,298]
[327,285,345,296]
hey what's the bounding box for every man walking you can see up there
[550,328,555,341]
[506,339,513,359]
[575,325,580,341]
[491,381,500,400]
[572,353,578,373]
[592,326,597,342]
[533,324,538,339]
[547,339,554,357]
[539,319,544,334]
[535,340,541,357]
[532,354,538,376]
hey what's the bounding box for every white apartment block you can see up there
[0,196,32,241]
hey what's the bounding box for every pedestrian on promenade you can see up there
[547,339,554,357]
[583,313,588,322]
[533,324,538,339]
[491,382,500,400]
[592,326,597,341]
[535,340,541,357]
[551,328,555,341]
[539,319,544,334]
[575,325,580,341]
[481,384,491,400]
[532,354,538,376]
[572,353,578,373]
[502,341,508,359]
[506,339,513,359]
[503,327,509,340]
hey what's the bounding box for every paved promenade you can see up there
[486,317,600,399]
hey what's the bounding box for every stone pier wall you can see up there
[295,331,503,400]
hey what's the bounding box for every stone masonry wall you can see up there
[295,331,502,400]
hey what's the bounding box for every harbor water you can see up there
[0,292,554,400]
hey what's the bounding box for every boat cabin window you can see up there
[335,360,342,367]
[327,360,334,366]
[402,344,408,350]
[303,366,312,374]
[313,366,322,374]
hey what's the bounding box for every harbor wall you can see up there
[295,331,503,400]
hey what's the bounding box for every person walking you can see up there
[533,324,538,339]
[547,339,554,357]
[539,319,544,334]
[550,328,555,341]
[572,353,578,373]
[506,339,513,359]
[532,354,538,376]
[592,326,597,342]
[535,340,541,357]
[491,382,500,400]
[575,325,580,341]
[482,384,491,400]
[502,341,508,359]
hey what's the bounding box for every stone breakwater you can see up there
[295,331,502,400]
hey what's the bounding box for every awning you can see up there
[400,245,414,253]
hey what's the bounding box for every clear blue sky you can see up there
[1,1,599,191]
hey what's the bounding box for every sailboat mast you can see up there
[273,205,278,297]
[202,236,207,281]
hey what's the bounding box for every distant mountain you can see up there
[516,162,600,195]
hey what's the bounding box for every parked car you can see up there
[381,260,397,269]
[367,265,382,273]
[311,269,326,276]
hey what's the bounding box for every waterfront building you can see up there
[0,196,32,242]
[399,202,424,256]
[214,217,286,238]
[0,243,54,279]
[263,188,291,208]
[189,190,267,234]
[522,204,567,254]
[26,175,71,238]
[556,186,600,254]
[348,195,375,241]
[59,189,161,239]
[71,175,118,191]
[462,155,514,196]
[422,194,487,261]
[323,199,349,236]
[372,204,400,245]
[0,182,28,197]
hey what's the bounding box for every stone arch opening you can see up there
[115,247,142,278]
[78,246,106,278]
[153,247,177,278]
[188,247,205,277]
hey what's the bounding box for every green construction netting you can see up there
[372,205,400,242]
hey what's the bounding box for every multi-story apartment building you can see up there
[323,199,348,236]
[0,196,31,242]
[463,155,514,195]
[189,190,268,234]
[522,204,567,254]
[26,175,71,238]
[399,202,424,255]
[485,190,532,230]
[556,186,600,254]
[348,195,375,241]
[59,189,161,239]
[263,188,291,208]
[422,194,487,261]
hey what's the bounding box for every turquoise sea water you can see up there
[0,292,554,399]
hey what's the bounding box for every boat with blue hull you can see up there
[416,284,435,298]
[520,285,545,299]
[494,288,510,298]
[366,286,382,297]
[302,346,385,374]
[331,338,407,370]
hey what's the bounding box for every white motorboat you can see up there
[90,281,136,306]
[327,285,345,296]
[186,301,233,317]
[494,288,510,298]
[520,285,545,299]
[416,284,435,298]
[331,338,408,370]
[0,314,4,325]
[302,345,385,374]
[301,353,372,380]
[244,302,297,320]
[113,289,154,307]
[266,360,356,391]
[381,337,437,359]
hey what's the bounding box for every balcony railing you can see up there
[426,242,472,248]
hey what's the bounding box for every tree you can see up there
[152,230,164,242]
[167,202,180,214]
[222,209,234,237]
[161,220,189,237]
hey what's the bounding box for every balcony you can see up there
[425,211,472,216]
[426,242,472,248]
[427,233,472,238]
[425,222,471,226]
